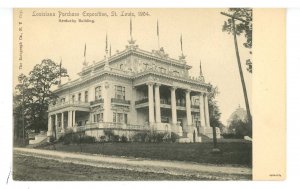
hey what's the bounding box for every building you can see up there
[47,21,220,142]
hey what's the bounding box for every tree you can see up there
[228,114,252,138]
[14,59,68,136]
[222,8,252,73]
[207,84,222,129]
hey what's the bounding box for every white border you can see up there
[0,0,300,8]
[0,2,300,189]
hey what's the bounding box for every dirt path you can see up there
[14,147,252,180]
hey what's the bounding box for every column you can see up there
[61,112,65,133]
[204,93,210,127]
[154,84,161,123]
[185,90,192,126]
[55,114,58,129]
[170,87,177,125]
[103,82,111,122]
[72,110,76,127]
[199,92,205,127]
[47,115,52,136]
[68,111,72,128]
[147,83,155,124]
[55,114,58,138]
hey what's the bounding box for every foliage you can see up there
[169,132,179,143]
[14,59,68,135]
[132,131,148,142]
[132,131,178,143]
[120,135,128,143]
[59,132,96,145]
[222,8,253,73]
[207,84,222,129]
[103,130,120,142]
[228,116,252,138]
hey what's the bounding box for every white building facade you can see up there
[47,35,220,142]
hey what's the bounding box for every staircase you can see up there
[28,132,48,147]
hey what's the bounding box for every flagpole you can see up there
[84,43,86,66]
[59,57,62,85]
[157,20,160,50]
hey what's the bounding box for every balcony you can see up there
[135,98,148,105]
[111,98,131,105]
[48,101,90,111]
[85,122,150,131]
[191,105,199,109]
[90,98,104,106]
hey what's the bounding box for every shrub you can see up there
[170,132,179,143]
[132,131,148,142]
[104,129,120,142]
[120,135,128,143]
[59,132,96,144]
[81,135,96,143]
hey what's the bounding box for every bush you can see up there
[120,135,128,143]
[132,131,148,142]
[104,129,120,142]
[170,132,179,143]
[59,132,96,144]
[132,131,175,143]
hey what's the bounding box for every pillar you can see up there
[68,111,72,128]
[154,84,161,123]
[199,92,205,127]
[103,82,111,122]
[61,112,65,133]
[72,110,76,127]
[185,90,192,126]
[130,86,138,125]
[170,87,177,125]
[204,93,210,127]
[55,114,58,129]
[47,115,52,136]
[147,82,155,124]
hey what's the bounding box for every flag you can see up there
[59,58,62,84]
[156,20,159,37]
[130,18,132,37]
[59,58,62,74]
[200,60,203,76]
[105,33,108,51]
[84,43,86,57]
[180,34,183,53]
[110,44,111,56]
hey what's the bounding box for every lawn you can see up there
[41,141,252,167]
[13,153,204,181]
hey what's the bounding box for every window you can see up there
[113,113,128,123]
[120,64,123,70]
[143,63,149,69]
[173,70,179,76]
[94,113,103,122]
[160,67,166,73]
[95,86,102,100]
[115,85,125,100]
[84,91,88,102]
[100,113,103,122]
[113,112,116,123]
[60,98,65,103]
[78,93,81,102]
[117,113,123,123]
[72,95,75,102]
[124,114,128,124]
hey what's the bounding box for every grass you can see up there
[13,153,207,181]
[41,141,252,167]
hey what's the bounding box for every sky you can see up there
[13,8,252,125]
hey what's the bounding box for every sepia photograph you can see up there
[11,8,283,181]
